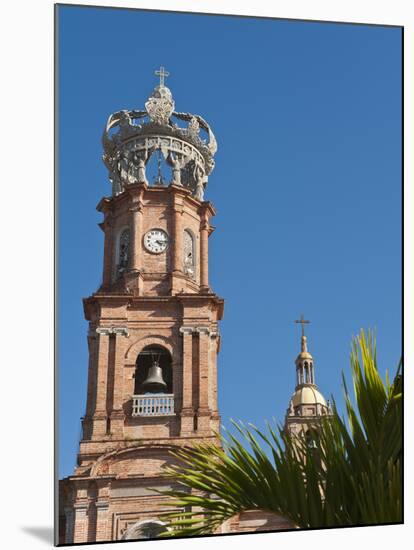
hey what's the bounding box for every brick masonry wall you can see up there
[60,185,230,543]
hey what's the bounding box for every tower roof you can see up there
[291,385,327,407]
[102,66,217,199]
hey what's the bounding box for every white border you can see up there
[1,1,410,549]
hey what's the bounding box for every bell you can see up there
[141,360,167,393]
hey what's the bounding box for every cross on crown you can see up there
[155,66,170,87]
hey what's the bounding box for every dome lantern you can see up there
[285,315,331,431]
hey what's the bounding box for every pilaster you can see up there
[196,326,211,433]
[63,507,74,544]
[171,186,191,294]
[179,326,195,434]
[199,214,209,291]
[82,328,98,439]
[94,501,110,542]
[101,215,114,288]
[110,329,129,436]
[91,329,110,438]
[73,504,89,544]
[126,183,146,294]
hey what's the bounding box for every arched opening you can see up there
[121,520,168,540]
[183,229,195,278]
[145,148,170,186]
[297,365,303,385]
[115,227,130,279]
[304,361,309,383]
[134,345,172,394]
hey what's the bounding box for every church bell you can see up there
[142,360,167,393]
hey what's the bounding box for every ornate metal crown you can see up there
[102,67,217,201]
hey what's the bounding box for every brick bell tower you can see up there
[59,67,224,544]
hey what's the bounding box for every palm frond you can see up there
[155,329,402,536]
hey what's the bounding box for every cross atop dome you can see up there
[295,314,310,338]
[155,65,170,87]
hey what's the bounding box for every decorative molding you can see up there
[73,504,88,512]
[96,327,129,337]
[124,334,174,361]
[195,326,210,335]
[179,326,195,335]
[95,501,110,510]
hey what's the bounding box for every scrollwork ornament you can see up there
[102,73,218,200]
[145,90,175,125]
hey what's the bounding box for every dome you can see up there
[291,385,327,407]
[296,351,313,360]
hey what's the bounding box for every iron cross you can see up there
[155,66,170,87]
[295,314,310,337]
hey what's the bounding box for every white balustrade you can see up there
[132,394,175,417]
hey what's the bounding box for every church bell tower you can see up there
[59,68,224,544]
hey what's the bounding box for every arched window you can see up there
[116,227,130,278]
[183,229,195,278]
[121,520,167,540]
[304,362,309,383]
[134,345,173,394]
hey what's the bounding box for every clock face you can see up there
[143,228,169,254]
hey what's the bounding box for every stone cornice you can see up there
[126,181,148,197]
[96,196,112,214]
[199,200,216,219]
[83,292,224,319]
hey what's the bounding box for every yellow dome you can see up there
[296,351,313,360]
[291,386,327,407]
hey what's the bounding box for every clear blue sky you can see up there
[57,5,402,478]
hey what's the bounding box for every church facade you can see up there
[58,69,330,544]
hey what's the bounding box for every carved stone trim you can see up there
[96,327,129,337]
[73,504,88,512]
[195,326,210,335]
[95,501,110,510]
[179,326,195,335]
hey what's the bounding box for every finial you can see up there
[295,314,310,352]
[155,66,170,87]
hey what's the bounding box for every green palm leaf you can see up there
[155,329,402,536]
